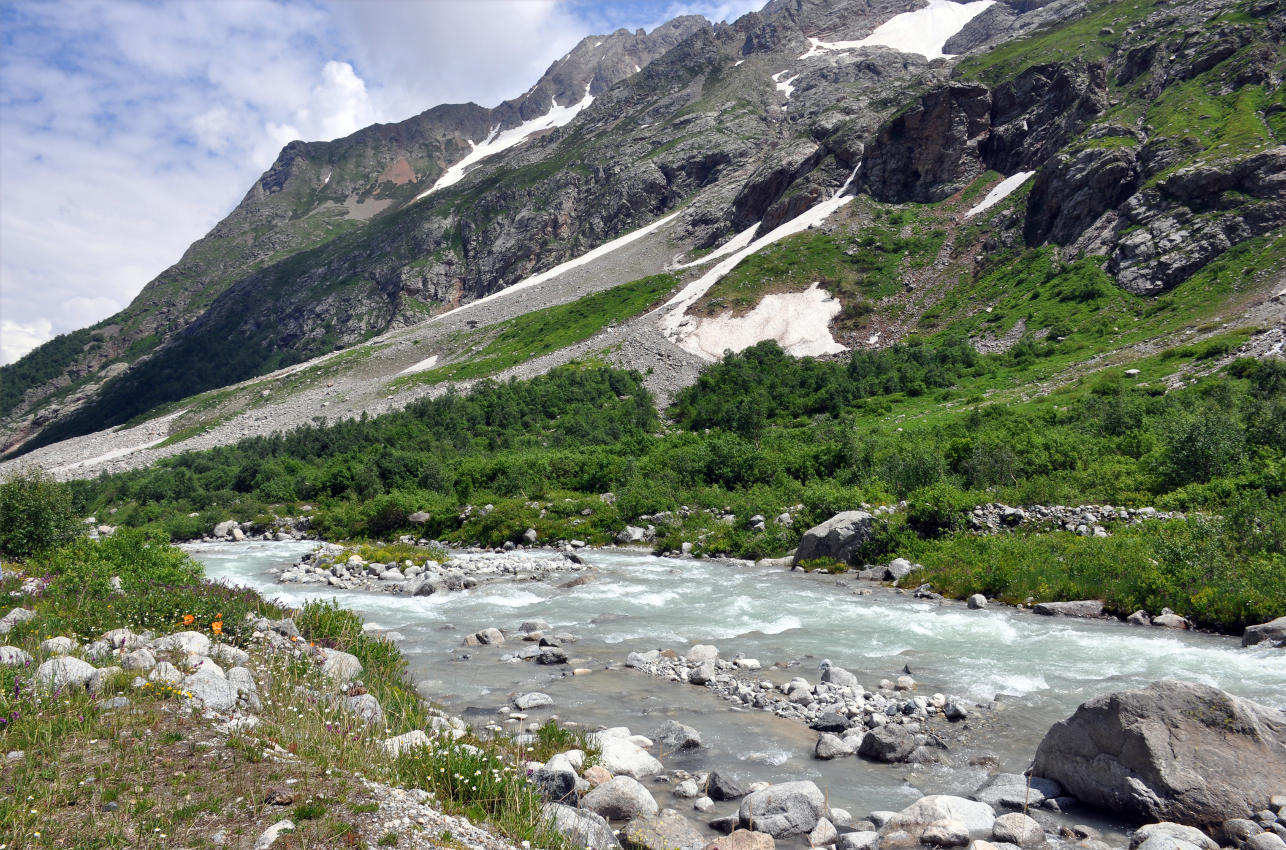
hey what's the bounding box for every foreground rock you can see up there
[623,810,707,850]
[737,781,826,837]
[545,803,621,850]
[884,795,997,840]
[1032,679,1286,826]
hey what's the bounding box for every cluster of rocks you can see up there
[203,516,315,543]
[617,505,800,548]
[461,620,582,667]
[530,729,1094,850]
[623,644,974,765]
[966,504,1185,537]
[275,547,590,595]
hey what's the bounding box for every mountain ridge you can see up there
[3,0,1283,467]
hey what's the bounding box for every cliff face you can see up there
[5,0,1284,456]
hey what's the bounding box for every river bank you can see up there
[4,535,1284,850]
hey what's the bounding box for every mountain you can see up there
[3,0,1284,468]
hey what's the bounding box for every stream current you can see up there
[187,540,1286,833]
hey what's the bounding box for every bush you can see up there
[0,469,81,559]
[907,481,974,536]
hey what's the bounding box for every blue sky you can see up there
[0,0,763,364]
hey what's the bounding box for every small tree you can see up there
[0,468,81,559]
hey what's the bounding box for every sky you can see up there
[0,0,764,365]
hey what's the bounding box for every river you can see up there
[186,540,1286,834]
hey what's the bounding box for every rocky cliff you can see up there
[4,0,1283,458]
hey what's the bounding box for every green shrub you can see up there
[0,469,81,559]
[907,481,974,536]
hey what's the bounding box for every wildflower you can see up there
[182,614,195,626]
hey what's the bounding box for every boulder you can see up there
[707,771,749,801]
[1131,823,1218,850]
[596,733,663,779]
[343,693,385,726]
[148,661,184,685]
[1031,680,1286,825]
[793,512,877,566]
[121,648,157,671]
[213,520,238,538]
[809,818,837,847]
[545,803,621,850]
[686,645,719,664]
[971,774,1062,810]
[533,764,578,805]
[40,636,76,656]
[737,781,827,837]
[319,650,362,682]
[993,813,1044,847]
[0,607,35,635]
[514,692,553,710]
[1243,617,1286,648]
[382,730,431,757]
[654,720,702,751]
[583,776,660,821]
[184,667,238,712]
[858,724,918,762]
[923,821,972,847]
[689,661,716,685]
[622,810,706,850]
[35,656,97,691]
[968,594,988,609]
[1032,601,1104,618]
[150,630,212,656]
[704,829,775,850]
[227,666,261,710]
[818,660,859,690]
[814,733,855,760]
[884,796,997,839]
[838,832,880,850]
[1246,835,1286,850]
[0,646,33,666]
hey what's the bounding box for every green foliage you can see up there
[399,274,678,385]
[394,740,563,849]
[907,481,974,536]
[0,469,82,559]
[0,326,94,418]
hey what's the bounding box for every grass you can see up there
[693,218,943,329]
[0,536,592,849]
[392,273,679,388]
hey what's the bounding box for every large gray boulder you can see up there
[1031,680,1286,826]
[1032,600,1104,618]
[857,724,918,762]
[35,656,97,690]
[654,720,702,751]
[792,512,877,566]
[545,803,621,850]
[737,781,827,837]
[183,666,238,713]
[583,776,660,821]
[883,795,997,839]
[971,773,1062,810]
[622,810,706,850]
[1243,617,1286,648]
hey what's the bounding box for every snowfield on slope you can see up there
[799,0,995,61]
[679,282,846,359]
[415,84,594,199]
[966,171,1036,217]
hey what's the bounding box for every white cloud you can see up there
[0,318,53,365]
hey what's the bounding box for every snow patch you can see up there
[772,70,800,98]
[594,41,603,47]
[799,0,995,61]
[433,211,682,322]
[671,224,759,270]
[415,84,594,200]
[633,64,641,73]
[734,59,745,66]
[659,168,859,353]
[399,354,439,375]
[965,171,1035,217]
[679,283,846,359]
